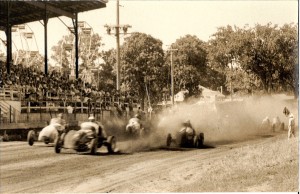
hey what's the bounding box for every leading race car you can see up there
[54,116,117,155]
[166,120,204,148]
[27,114,65,146]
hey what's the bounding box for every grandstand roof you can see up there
[0,0,107,31]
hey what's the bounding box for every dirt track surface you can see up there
[0,132,297,193]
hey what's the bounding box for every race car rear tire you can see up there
[166,134,172,147]
[27,130,35,146]
[194,133,204,148]
[107,136,116,154]
[180,133,188,147]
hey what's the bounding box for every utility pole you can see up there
[168,47,178,106]
[230,58,234,101]
[116,0,120,91]
[226,54,234,101]
[104,0,131,91]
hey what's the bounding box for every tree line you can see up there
[50,23,298,108]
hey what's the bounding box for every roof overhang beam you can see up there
[24,1,75,19]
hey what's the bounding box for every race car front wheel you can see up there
[27,130,35,146]
[90,138,98,155]
[54,133,65,154]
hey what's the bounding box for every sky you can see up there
[0,0,298,65]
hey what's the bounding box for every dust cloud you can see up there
[105,117,167,152]
[105,95,297,152]
[155,95,297,145]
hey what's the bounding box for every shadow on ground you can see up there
[144,144,216,152]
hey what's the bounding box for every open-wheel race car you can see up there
[54,117,117,155]
[27,114,66,146]
[166,120,204,148]
[125,114,148,138]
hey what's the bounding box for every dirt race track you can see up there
[0,131,298,193]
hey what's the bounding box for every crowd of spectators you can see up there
[0,61,136,106]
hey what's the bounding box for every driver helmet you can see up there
[186,127,194,136]
[135,114,141,119]
[57,113,63,119]
[283,107,290,116]
[88,116,95,122]
[183,119,191,126]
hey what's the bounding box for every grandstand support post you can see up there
[6,1,12,74]
[74,13,79,79]
[43,7,49,75]
[116,0,121,91]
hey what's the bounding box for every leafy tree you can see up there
[51,32,103,75]
[240,23,280,93]
[12,50,44,71]
[165,35,209,98]
[207,23,298,97]
[207,25,247,95]
[275,23,298,96]
[226,68,262,95]
[121,32,164,109]
[239,23,298,95]
[100,49,116,92]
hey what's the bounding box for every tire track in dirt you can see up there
[64,148,227,193]
[1,142,180,193]
[64,135,282,192]
[0,134,280,193]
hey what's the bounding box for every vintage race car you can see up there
[54,121,117,155]
[27,122,64,146]
[271,116,284,132]
[125,117,147,137]
[166,126,204,148]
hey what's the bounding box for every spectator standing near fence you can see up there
[67,104,74,121]
[283,107,295,140]
[67,105,74,114]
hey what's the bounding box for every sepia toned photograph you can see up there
[0,0,298,193]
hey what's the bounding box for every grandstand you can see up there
[0,60,139,119]
[0,60,140,141]
[0,1,141,139]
